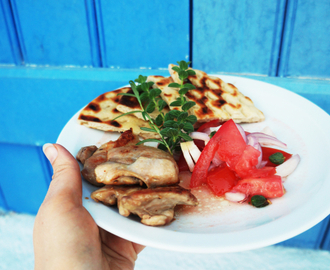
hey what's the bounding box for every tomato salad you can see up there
[179,119,300,207]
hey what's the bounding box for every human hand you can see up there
[33,143,144,270]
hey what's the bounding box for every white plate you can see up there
[57,75,330,253]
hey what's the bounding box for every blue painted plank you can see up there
[278,0,330,78]
[10,0,98,66]
[278,216,330,249]
[0,143,49,214]
[192,0,286,76]
[0,185,8,210]
[0,66,168,145]
[0,0,22,64]
[95,0,190,69]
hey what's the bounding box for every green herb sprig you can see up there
[115,60,197,155]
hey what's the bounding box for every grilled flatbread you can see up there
[116,87,170,120]
[77,87,159,139]
[150,64,265,124]
[146,76,182,111]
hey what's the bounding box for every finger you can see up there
[43,143,82,206]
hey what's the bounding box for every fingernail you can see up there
[43,143,58,164]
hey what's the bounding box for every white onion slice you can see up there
[180,142,195,172]
[186,141,202,163]
[225,192,247,203]
[204,126,221,135]
[189,132,210,142]
[235,123,247,143]
[247,132,287,149]
[276,154,301,179]
[261,126,276,137]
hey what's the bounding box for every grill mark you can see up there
[211,99,227,108]
[119,89,140,109]
[106,120,122,127]
[86,102,101,112]
[156,77,172,86]
[79,115,102,122]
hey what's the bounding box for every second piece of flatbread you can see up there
[77,87,159,139]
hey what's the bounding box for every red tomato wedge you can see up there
[197,119,221,132]
[207,164,238,196]
[233,175,284,198]
[234,145,260,178]
[190,119,245,188]
[261,147,292,167]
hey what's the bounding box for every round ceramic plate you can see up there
[57,75,330,253]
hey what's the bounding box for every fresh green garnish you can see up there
[269,152,285,165]
[250,195,270,208]
[115,60,197,155]
[209,131,216,138]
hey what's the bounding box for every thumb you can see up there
[43,143,82,206]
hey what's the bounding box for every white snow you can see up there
[1,209,330,270]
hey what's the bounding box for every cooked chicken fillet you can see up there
[119,186,198,226]
[92,185,198,226]
[91,185,142,206]
[76,129,140,186]
[95,145,179,187]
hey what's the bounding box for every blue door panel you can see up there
[95,0,190,69]
[0,185,8,210]
[192,0,286,76]
[0,67,169,145]
[0,143,49,214]
[278,0,330,78]
[10,0,98,66]
[278,216,330,249]
[0,0,21,64]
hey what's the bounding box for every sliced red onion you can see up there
[259,160,268,169]
[235,123,247,143]
[247,132,287,149]
[212,151,224,167]
[276,154,300,179]
[225,191,247,203]
[190,132,210,142]
[247,135,263,168]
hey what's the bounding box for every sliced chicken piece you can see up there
[119,186,198,226]
[76,129,140,186]
[91,185,142,206]
[76,145,97,165]
[95,145,179,187]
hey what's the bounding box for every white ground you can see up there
[1,209,330,270]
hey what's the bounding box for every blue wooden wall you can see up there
[1,0,330,250]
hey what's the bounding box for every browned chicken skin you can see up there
[77,129,198,226]
[92,185,198,226]
[76,129,140,186]
[96,144,179,188]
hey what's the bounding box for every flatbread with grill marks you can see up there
[77,87,159,139]
[116,87,170,120]
[148,64,265,125]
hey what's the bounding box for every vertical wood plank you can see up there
[278,0,330,78]
[0,0,22,64]
[10,0,99,66]
[95,0,190,69]
[192,0,286,75]
[278,216,330,249]
[0,143,49,214]
[0,185,8,210]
